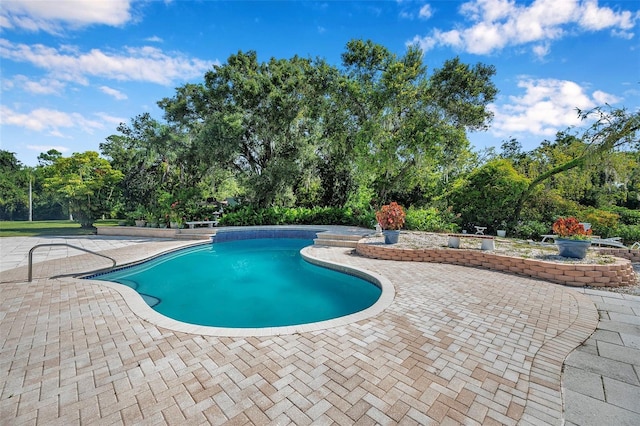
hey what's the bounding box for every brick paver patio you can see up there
[1,238,598,425]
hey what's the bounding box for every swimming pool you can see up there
[93,238,382,329]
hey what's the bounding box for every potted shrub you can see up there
[169,200,182,228]
[552,217,592,259]
[375,202,406,244]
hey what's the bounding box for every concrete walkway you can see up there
[0,235,176,273]
[564,288,640,425]
[0,235,638,424]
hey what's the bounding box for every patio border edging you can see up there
[355,242,635,288]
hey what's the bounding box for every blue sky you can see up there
[1,0,639,167]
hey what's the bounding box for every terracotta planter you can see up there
[383,230,400,244]
[556,238,591,259]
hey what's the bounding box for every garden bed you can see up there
[356,232,638,290]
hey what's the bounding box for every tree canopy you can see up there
[3,40,638,243]
[41,151,123,228]
[152,40,498,209]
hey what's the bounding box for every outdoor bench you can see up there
[447,233,495,251]
[184,220,218,229]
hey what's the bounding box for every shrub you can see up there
[613,224,640,246]
[449,159,529,233]
[521,190,581,223]
[218,206,374,228]
[580,209,619,238]
[405,207,459,232]
[513,220,549,240]
[606,206,640,225]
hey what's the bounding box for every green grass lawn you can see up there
[0,220,120,237]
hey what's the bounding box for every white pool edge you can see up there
[77,245,395,337]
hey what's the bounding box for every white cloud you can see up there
[579,0,636,32]
[0,0,133,34]
[22,77,66,95]
[410,0,639,56]
[99,86,128,100]
[94,112,127,126]
[0,105,104,136]
[488,78,621,137]
[145,36,163,43]
[0,39,214,86]
[419,4,433,20]
[592,90,621,105]
[399,2,433,20]
[532,43,550,59]
[4,75,67,95]
[27,145,69,153]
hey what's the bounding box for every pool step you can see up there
[313,232,365,248]
[175,228,215,240]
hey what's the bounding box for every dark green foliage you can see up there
[614,224,640,245]
[606,206,640,225]
[81,42,634,232]
[404,207,459,232]
[0,150,29,220]
[509,107,640,223]
[41,152,123,228]
[219,206,374,228]
[339,41,497,204]
[512,220,551,240]
[449,159,529,233]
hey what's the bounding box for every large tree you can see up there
[338,40,497,205]
[42,151,123,227]
[160,51,325,207]
[0,150,29,220]
[156,40,498,209]
[509,106,640,224]
[101,111,214,221]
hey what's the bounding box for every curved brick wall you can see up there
[356,243,636,288]
[595,248,640,263]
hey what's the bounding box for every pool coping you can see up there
[81,227,395,337]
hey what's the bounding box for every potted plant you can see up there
[552,217,592,259]
[169,200,182,228]
[375,202,406,244]
[496,221,507,238]
[130,207,147,227]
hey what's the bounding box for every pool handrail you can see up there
[28,243,117,282]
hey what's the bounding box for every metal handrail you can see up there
[28,243,116,282]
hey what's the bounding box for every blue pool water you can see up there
[94,238,381,328]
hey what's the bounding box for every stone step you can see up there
[313,238,359,248]
[314,231,368,248]
[174,230,214,240]
[315,233,364,242]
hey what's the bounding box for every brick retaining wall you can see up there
[356,243,636,287]
[595,248,640,263]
